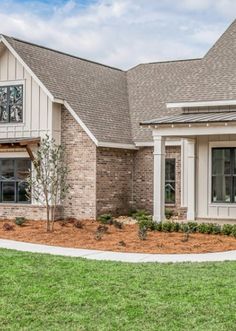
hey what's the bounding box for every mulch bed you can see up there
[1,219,236,254]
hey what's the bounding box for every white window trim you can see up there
[208,141,236,207]
[0,80,25,126]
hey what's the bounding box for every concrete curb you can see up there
[1,239,236,263]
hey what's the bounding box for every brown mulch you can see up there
[1,219,236,254]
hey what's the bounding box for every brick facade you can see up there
[96,147,135,216]
[0,204,47,220]
[61,107,97,219]
[132,146,186,218]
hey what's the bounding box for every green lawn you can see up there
[0,249,236,331]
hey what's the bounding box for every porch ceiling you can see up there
[0,137,40,147]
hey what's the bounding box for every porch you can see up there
[142,111,236,222]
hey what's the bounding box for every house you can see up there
[0,20,236,222]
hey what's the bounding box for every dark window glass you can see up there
[165,158,175,204]
[0,158,30,204]
[212,148,236,203]
[2,182,15,202]
[0,85,23,123]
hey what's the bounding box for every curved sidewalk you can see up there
[1,238,236,263]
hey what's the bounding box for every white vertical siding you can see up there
[0,46,61,139]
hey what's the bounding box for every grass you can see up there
[0,249,236,331]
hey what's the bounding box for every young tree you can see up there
[27,135,70,232]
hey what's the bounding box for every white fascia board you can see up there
[0,36,54,101]
[97,141,137,149]
[63,100,98,145]
[135,139,182,147]
[166,99,236,108]
[152,122,236,137]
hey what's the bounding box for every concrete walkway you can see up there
[1,238,236,263]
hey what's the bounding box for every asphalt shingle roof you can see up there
[2,19,236,144]
[4,36,133,145]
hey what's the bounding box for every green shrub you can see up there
[165,208,174,220]
[138,216,153,230]
[98,214,113,224]
[15,217,26,226]
[222,224,233,236]
[187,222,198,232]
[132,209,150,220]
[161,221,175,232]
[231,225,236,238]
[197,223,210,234]
[212,224,222,235]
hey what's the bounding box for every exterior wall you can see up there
[0,46,54,139]
[196,134,236,220]
[0,204,47,220]
[133,146,185,218]
[96,147,135,216]
[61,107,96,219]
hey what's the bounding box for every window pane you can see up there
[18,182,29,202]
[9,85,23,122]
[212,148,231,175]
[165,159,175,181]
[165,182,175,204]
[2,182,15,202]
[16,159,30,180]
[1,159,14,180]
[212,175,231,202]
[0,87,8,122]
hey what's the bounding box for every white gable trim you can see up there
[0,35,54,101]
[97,141,137,149]
[166,99,236,108]
[63,100,98,145]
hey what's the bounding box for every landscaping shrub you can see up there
[94,225,108,240]
[15,217,26,226]
[212,224,222,235]
[186,222,198,232]
[113,220,123,229]
[232,225,236,238]
[3,223,14,231]
[165,208,174,220]
[98,214,113,225]
[74,220,84,229]
[132,209,150,220]
[222,224,233,236]
[138,226,148,240]
[161,221,175,232]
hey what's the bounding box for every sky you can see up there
[0,0,235,69]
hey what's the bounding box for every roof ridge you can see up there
[128,57,202,71]
[1,34,124,72]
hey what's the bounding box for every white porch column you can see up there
[153,135,165,222]
[186,139,196,220]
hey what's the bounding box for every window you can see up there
[212,148,236,203]
[0,85,23,123]
[0,158,31,203]
[165,158,176,204]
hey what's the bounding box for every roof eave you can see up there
[166,99,236,108]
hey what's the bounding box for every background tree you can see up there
[27,135,70,232]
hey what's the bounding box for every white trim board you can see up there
[0,36,54,101]
[166,99,236,108]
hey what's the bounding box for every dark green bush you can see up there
[231,225,236,238]
[212,224,222,234]
[197,223,210,234]
[165,208,174,220]
[98,214,113,224]
[132,209,150,220]
[15,217,26,226]
[161,221,175,232]
[187,222,198,232]
[222,224,233,236]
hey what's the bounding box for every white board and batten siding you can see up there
[0,46,61,143]
[196,134,236,219]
